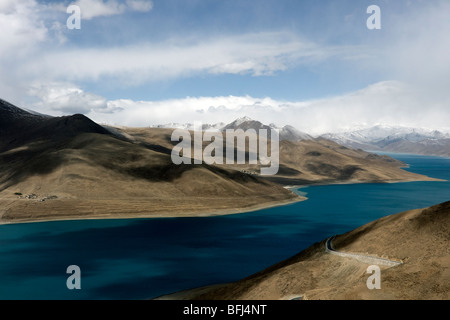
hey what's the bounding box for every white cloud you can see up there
[80,81,450,134]
[0,0,50,104]
[363,1,450,95]
[1,1,349,107]
[51,0,153,20]
[20,32,351,84]
[0,0,18,13]
[2,0,450,137]
[28,82,116,114]
[0,0,48,58]
[50,21,68,45]
[70,0,125,20]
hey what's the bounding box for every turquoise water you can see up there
[0,153,449,299]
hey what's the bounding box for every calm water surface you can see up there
[0,153,449,299]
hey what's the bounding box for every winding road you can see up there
[287,235,403,300]
[325,236,403,267]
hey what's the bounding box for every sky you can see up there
[1,0,450,135]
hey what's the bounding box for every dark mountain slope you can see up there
[0,99,110,152]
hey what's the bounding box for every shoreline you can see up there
[156,200,450,301]
[0,194,306,226]
[279,176,445,190]
[0,175,444,226]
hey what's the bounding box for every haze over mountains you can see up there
[321,125,450,157]
[151,116,313,142]
[151,118,450,157]
[0,99,439,223]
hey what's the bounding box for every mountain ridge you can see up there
[321,125,450,157]
[150,116,313,142]
[0,98,111,151]
[0,100,301,223]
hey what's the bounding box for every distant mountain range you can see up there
[117,116,434,186]
[151,116,314,142]
[321,125,450,157]
[152,119,450,157]
[0,98,435,223]
[3,96,448,159]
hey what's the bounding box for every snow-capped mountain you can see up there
[278,125,313,142]
[321,125,450,157]
[223,116,272,131]
[152,116,313,142]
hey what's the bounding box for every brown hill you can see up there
[0,102,299,223]
[176,201,449,300]
[113,126,438,185]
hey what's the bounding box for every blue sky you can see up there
[1,0,450,134]
[58,0,385,100]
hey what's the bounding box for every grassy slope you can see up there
[187,201,449,300]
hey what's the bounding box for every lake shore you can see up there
[0,174,444,226]
[157,200,450,300]
[0,193,306,226]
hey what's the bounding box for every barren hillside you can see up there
[178,201,450,300]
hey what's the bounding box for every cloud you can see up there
[0,0,51,104]
[20,32,353,85]
[362,1,450,94]
[2,0,450,136]
[2,2,353,106]
[77,81,450,134]
[28,82,122,114]
[51,0,153,20]
[0,0,48,58]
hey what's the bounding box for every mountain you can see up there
[211,117,436,185]
[267,138,435,185]
[0,100,299,223]
[166,201,450,300]
[152,117,313,142]
[277,124,313,142]
[321,125,450,157]
[115,121,437,186]
[222,116,271,131]
[220,117,314,142]
[0,98,110,151]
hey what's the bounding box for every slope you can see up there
[0,101,301,223]
[181,201,449,300]
[113,125,438,186]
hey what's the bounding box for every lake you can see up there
[0,153,449,299]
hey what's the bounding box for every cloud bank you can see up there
[64,81,447,135]
[1,0,450,135]
[20,32,348,84]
